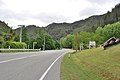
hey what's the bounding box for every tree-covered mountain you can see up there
[0,20,11,44]
[1,3,120,41]
[45,3,120,40]
[14,25,60,50]
[15,25,41,39]
[0,20,11,35]
[0,4,120,49]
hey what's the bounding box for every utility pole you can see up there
[76,32,78,52]
[20,26,22,43]
[18,25,24,42]
[28,45,29,49]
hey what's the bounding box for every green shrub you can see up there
[2,41,27,49]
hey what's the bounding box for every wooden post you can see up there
[76,32,78,52]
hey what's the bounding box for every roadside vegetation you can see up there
[61,44,120,80]
[0,26,61,51]
[61,21,120,49]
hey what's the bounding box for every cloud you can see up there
[0,7,33,21]
[79,6,100,17]
[86,0,120,5]
[0,7,70,28]
[0,0,120,29]
[33,13,70,24]
[0,0,4,6]
[86,0,112,5]
[79,0,120,19]
[0,9,15,19]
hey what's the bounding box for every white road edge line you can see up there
[39,52,68,80]
[0,54,41,64]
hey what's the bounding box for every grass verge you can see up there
[61,44,120,80]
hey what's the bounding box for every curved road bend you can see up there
[0,49,74,80]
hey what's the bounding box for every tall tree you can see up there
[22,27,29,44]
[4,28,16,42]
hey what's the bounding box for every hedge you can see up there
[2,41,27,49]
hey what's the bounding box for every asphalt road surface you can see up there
[0,49,74,80]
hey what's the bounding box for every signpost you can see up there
[33,42,37,49]
[89,41,96,48]
[80,42,84,51]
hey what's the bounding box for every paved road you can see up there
[0,49,73,80]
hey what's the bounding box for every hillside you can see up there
[45,4,120,40]
[0,20,11,47]
[15,25,42,39]
[14,4,120,40]
[61,44,120,80]
[0,20,10,35]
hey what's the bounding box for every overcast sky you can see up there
[0,0,120,29]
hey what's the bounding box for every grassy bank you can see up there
[61,44,120,80]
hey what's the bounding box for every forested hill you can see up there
[45,3,120,40]
[0,20,10,34]
[0,21,11,47]
[15,25,41,39]
[1,4,120,40]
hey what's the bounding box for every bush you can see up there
[2,41,27,49]
[61,21,120,49]
[55,41,61,49]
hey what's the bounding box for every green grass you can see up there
[61,44,120,80]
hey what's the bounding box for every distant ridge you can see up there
[45,3,120,40]
[0,20,10,34]
[14,3,120,40]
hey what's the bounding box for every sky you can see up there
[0,0,120,29]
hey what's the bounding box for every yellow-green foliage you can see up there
[3,41,27,49]
[61,21,120,48]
